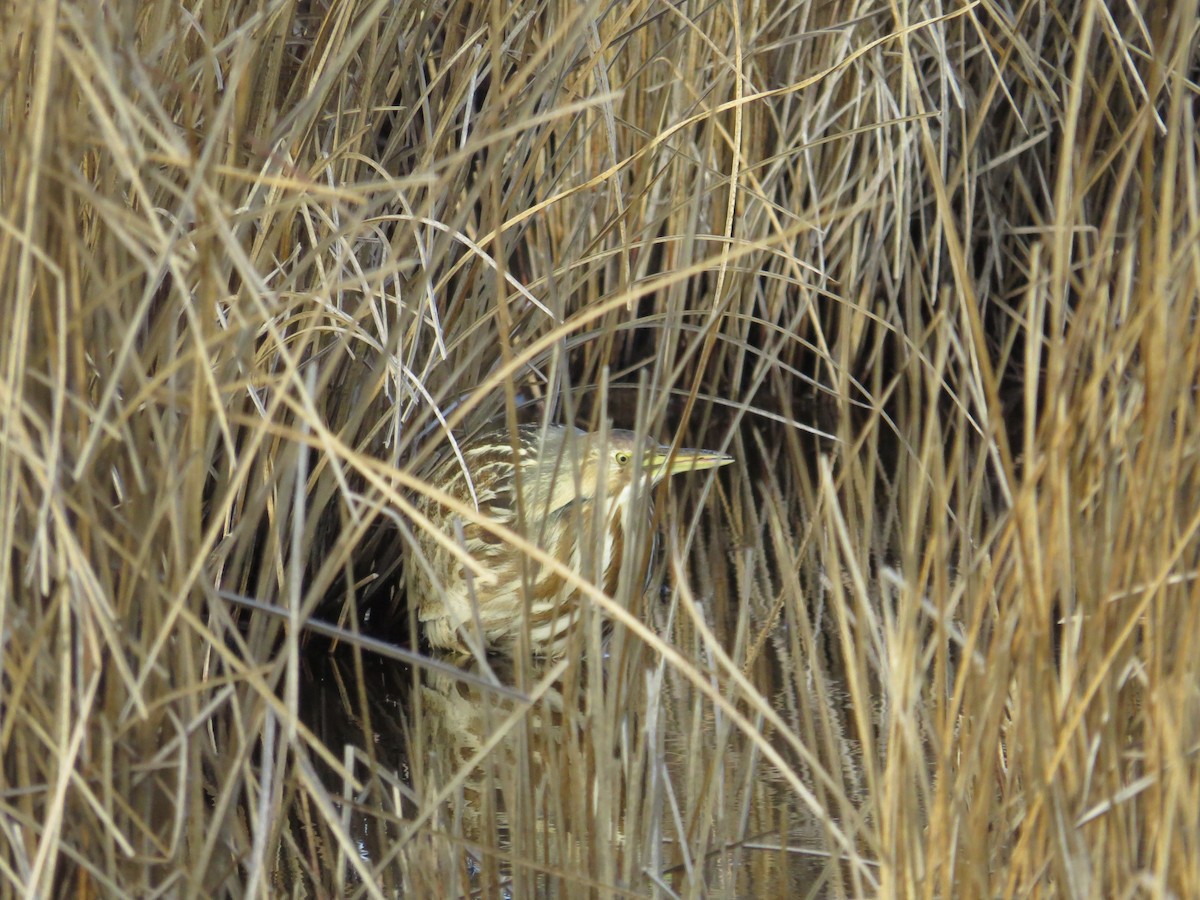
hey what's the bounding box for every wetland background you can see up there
[3,0,1199,895]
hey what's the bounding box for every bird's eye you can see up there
[615,451,630,466]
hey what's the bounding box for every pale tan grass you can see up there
[3,0,1199,895]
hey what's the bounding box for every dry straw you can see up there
[2,0,1198,896]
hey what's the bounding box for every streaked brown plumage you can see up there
[407,425,733,656]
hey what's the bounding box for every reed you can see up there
[2,0,1197,895]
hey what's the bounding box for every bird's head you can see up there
[599,430,734,489]
[529,429,732,513]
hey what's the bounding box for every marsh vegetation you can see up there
[3,0,1198,895]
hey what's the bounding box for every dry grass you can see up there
[2,0,1198,895]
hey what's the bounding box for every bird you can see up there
[406,424,734,657]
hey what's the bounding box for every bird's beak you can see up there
[647,445,735,479]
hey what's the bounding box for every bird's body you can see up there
[407,425,733,657]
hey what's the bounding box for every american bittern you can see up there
[408,425,733,656]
